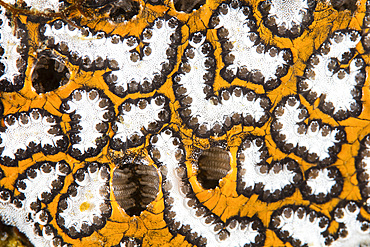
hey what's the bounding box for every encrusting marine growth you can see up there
[1,0,370,246]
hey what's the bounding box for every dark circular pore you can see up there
[112,162,159,216]
[197,146,231,190]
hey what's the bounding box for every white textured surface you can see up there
[331,202,370,247]
[215,4,287,81]
[239,139,296,193]
[0,109,63,160]
[151,130,260,246]
[43,23,130,62]
[362,155,370,183]
[0,0,16,4]
[268,0,309,29]
[301,31,362,115]
[274,97,341,161]
[275,202,370,247]
[275,207,327,246]
[59,165,109,232]
[18,162,67,213]
[306,168,336,196]
[119,239,140,247]
[360,138,370,196]
[0,6,23,86]
[63,89,110,154]
[23,0,61,11]
[0,162,69,247]
[0,202,60,247]
[178,34,267,131]
[43,18,178,91]
[113,95,167,143]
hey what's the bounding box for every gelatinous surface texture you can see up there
[1,0,370,246]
